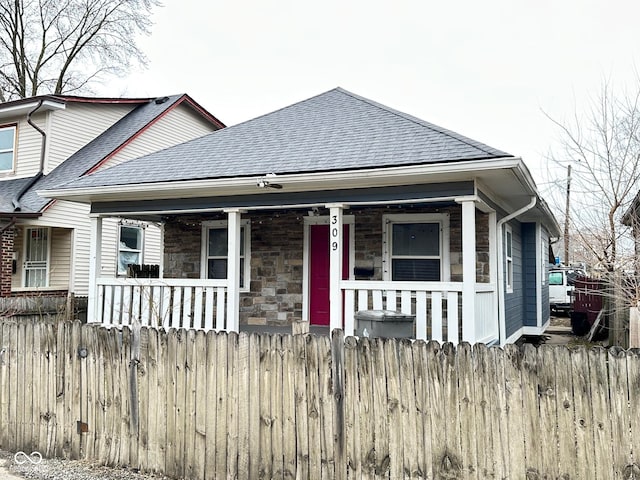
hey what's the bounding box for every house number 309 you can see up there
[331,216,339,251]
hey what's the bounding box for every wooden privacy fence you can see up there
[1,321,640,479]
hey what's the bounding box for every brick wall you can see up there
[0,226,14,297]
[162,205,491,326]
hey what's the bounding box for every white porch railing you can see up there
[94,278,497,342]
[342,280,497,344]
[95,278,228,330]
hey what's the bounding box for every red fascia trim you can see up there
[41,198,56,213]
[181,95,226,129]
[83,95,224,176]
[52,96,153,105]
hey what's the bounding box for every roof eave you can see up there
[0,99,66,120]
[0,211,42,219]
[41,156,530,202]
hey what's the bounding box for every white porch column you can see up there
[327,204,345,333]
[489,211,499,335]
[225,209,243,332]
[87,215,103,324]
[461,200,476,343]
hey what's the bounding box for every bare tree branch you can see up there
[543,82,640,274]
[0,0,161,99]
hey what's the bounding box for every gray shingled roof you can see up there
[1,94,189,213]
[49,88,513,191]
[0,177,35,212]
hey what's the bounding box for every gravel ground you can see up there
[0,450,174,480]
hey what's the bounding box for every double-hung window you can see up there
[202,220,251,290]
[505,224,513,293]
[383,214,449,282]
[118,225,143,276]
[0,125,16,172]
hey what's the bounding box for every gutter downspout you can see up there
[497,196,537,346]
[12,100,46,211]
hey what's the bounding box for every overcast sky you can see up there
[102,0,640,197]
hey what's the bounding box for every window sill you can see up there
[12,286,65,293]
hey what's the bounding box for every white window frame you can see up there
[0,124,17,173]
[382,213,450,282]
[117,224,144,276]
[505,224,514,293]
[201,219,251,291]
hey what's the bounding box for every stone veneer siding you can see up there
[162,205,491,326]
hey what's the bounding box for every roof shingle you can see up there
[49,87,513,191]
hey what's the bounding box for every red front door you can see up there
[309,224,350,325]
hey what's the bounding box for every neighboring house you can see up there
[43,88,560,345]
[0,94,225,300]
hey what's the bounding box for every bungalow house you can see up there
[0,94,224,303]
[42,88,561,345]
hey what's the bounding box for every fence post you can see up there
[331,329,346,480]
[607,272,629,348]
[292,320,309,335]
[630,306,640,348]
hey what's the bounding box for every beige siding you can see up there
[31,200,92,295]
[1,102,133,180]
[100,218,121,277]
[49,228,72,289]
[45,103,133,173]
[100,104,218,169]
[0,111,48,179]
[144,225,162,265]
[144,223,163,267]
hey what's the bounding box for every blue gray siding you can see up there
[505,221,524,338]
[522,223,537,327]
[541,228,551,324]
[506,223,552,338]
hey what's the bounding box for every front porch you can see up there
[87,198,500,344]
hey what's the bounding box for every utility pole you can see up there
[564,164,571,265]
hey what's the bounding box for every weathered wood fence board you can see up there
[2,320,640,479]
